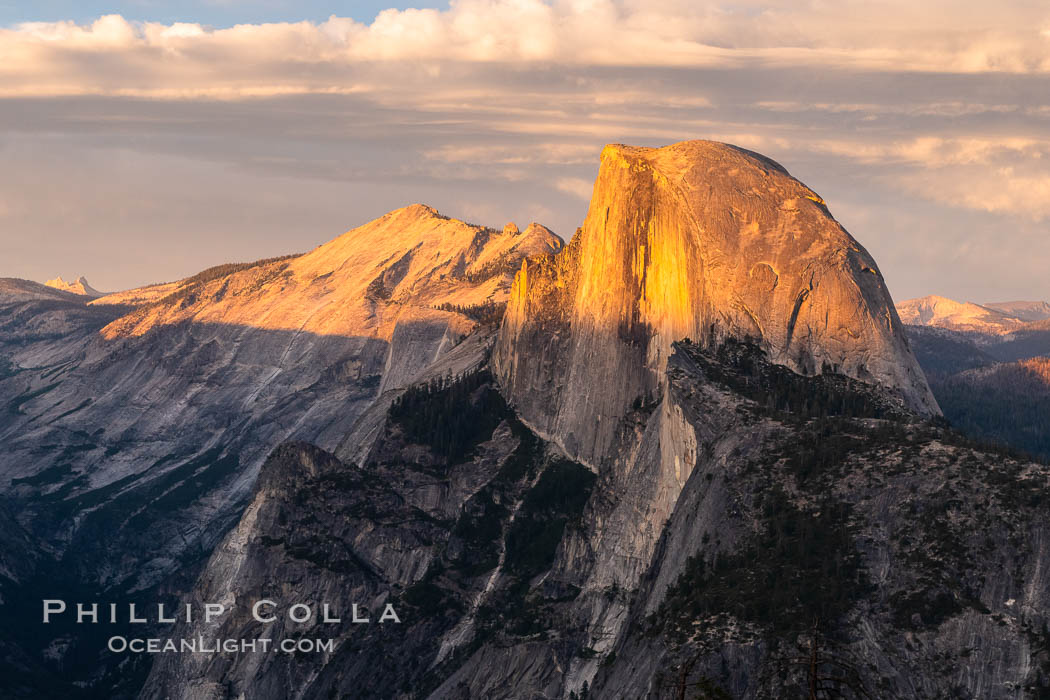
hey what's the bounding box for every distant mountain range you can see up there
[897,294,1050,335]
[985,300,1050,323]
[897,293,1050,461]
[44,276,103,298]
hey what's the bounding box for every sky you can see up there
[1,1,1049,303]
[0,2,450,26]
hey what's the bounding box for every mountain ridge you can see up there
[0,204,562,603]
[984,299,1050,322]
[897,294,1029,335]
[98,204,561,342]
[44,275,103,298]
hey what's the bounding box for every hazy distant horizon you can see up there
[3,2,1050,302]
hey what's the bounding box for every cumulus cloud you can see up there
[2,2,1050,98]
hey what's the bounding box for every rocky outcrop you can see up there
[592,341,1050,699]
[496,140,937,470]
[44,276,103,298]
[140,359,591,700]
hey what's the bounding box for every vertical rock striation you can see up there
[496,140,937,468]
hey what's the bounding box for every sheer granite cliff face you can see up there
[484,139,941,697]
[495,140,937,467]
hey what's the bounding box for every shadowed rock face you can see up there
[139,339,1050,700]
[495,140,937,466]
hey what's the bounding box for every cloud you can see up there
[555,177,594,200]
[423,143,596,165]
[2,3,1050,99]
[781,136,1049,168]
[3,4,1050,300]
[903,168,1050,221]
[775,136,1050,220]
[754,100,1023,117]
